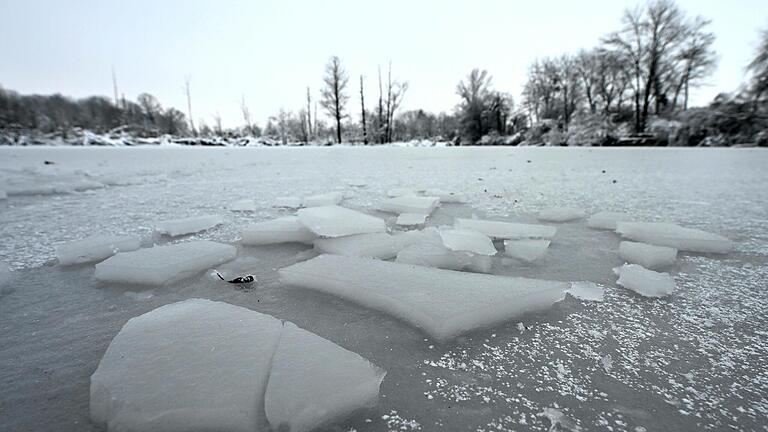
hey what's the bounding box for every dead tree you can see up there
[185,77,196,135]
[306,87,313,139]
[320,56,349,144]
[360,75,368,144]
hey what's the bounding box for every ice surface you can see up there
[455,218,557,240]
[619,241,677,270]
[537,207,586,222]
[0,262,9,286]
[314,233,403,259]
[273,196,303,209]
[94,240,236,285]
[279,254,568,341]
[303,191,343,207]
[0,189,6,200]
[229,199,257,212]
[396,243,492,273]
[614,263,676,298]
[347,180,367,187]
[264,321,386,432]
[586,211,634,230]
[154,214,224,237]
[503,239,551,263]
[386,188,416,197]
[297,206,386,238]
[396,213,427,226]
[439,229,496,255]
[56,235,141,266]
[240,216,317,245]
[616,222,733,254]
[90,299,283,432]
[378,195,440,215]
[567,281,605,302]
[423,189,467,203]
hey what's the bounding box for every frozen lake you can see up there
[1,146,767,431]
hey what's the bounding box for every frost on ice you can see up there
[454,218,557,240]
[297,205,386,238]
[586,211,634,230]
[56,235,141,266]
[619,241,677,270]
[439,228,497,256]
[567,281,605,302]
[273,196,303,209]
[154,214,224,237]
[536,207,586,222]
[378,195,440,215]
[240,216,317,245]
[94,240,236,285]
[265,322,386,432]
[279,254,568,341]
[90,299,384,432]
[396,212,427,226]
[614,263,676,298]
[616,221,733,254]
[503,239,551,263]
[303,191,343,207]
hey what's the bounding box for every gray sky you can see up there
[0,0,765,128]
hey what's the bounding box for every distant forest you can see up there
[1,0,767,147]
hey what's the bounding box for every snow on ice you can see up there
[614,263,676,298]
[154,214,224,237]
[455,218,557,240]
[56,235,141,266]
[619,241,677,270]
[616,221,733,254]
[503,239,551,263]
[297,205,386,238]
[240,216,317,245]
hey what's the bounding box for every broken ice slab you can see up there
[57,235,141,266]
[423,189,467,203]
[378,195,440,215]
[396,243,492,273]
[279,254,568,341]
[396,213,427,226]
[315,233,402,259]
[154,215,224,237]
[455,218,557,240]
[303,191,343,207]
[95,240,236,285]
[347,179,367,187]
[273,196,303,209]
[567,281,605,302]
[619,241,677,270]
[265,322,386,432]
[616,222,733,254]
[386,188,417,197]
[229,199,257,212]
[241,216,317,245]
[297,205,386,238]
[537,207,586,222]
[91,299,384,432]
[586,211,634,230]
[439,229,496,256]
[614,263,675,298]
[503,239,550,263]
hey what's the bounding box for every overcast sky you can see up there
[0,0,765,128]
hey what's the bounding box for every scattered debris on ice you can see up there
[273,196,303,209]
[537,207,586,222]
[396,213,427,226]
[455,218,556,240]
[586,211,634,230]
[303,191,343,207]
[154,215,224,237]
[619,241,677,270]
[241,216,317,245]
[567,281,605,302]
[297,205,386,237]
[56,235,141,265]
[616,222,733,254]
[503,239,551,263]
[439,229,497,256]
[379,195,440,215]
[614,263,675,298]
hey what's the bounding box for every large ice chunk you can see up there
[273,196,303,209]
[537,207,586,222]
[614,263,675,297]
[455,218,557,240]
[396,213,427,226]
[314,233,402,259]
[424,189,467,204]
[154,215,224,237]
[57,235,141,266]
[298,206,386,238]
[378,195,440,215]
[280,255,567,341]
[303,192,343,207]
[95,240,236,285]
[396,243,492,273]
[241,216,316,245]
[503,239,550,263]
[616,222,733,254]
[90,299,283,432]
[587,211,633,230]
[619,241,677,270]
[439,229,496,255]
[265,322,386,432]
[567,281,605,302]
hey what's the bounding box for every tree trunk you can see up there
[360,75,368,145]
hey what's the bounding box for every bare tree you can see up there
[746,26,768,108]
[457,69,493,143]
[320,56,349,143]
[111,68,119,107]
[241,95,252,135]
[185,77,195,135]
[360,75,368,144]
[383,63,408,143]
[671,17,716,111]
[306,87,313,139]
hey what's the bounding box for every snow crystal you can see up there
[614,263,676,298]
[567,281,605,302]
[396,243,492,273]
[616,222,733,254]
[303,191,343,207]
[240,216,316,245]
[619,241,677,270]
[297,205,386,238]
[273,196,303,209]
[279,254,568,341]
[378,195,440,215]
[503,239,551,263]
[439,229,497,256]
[94,240,236,285]
[537,207,586,222]
[396,213,427,226]
[455,218,556,240]
[229,199,257,212]
[586,211,634,230]
[154,215,224,237]
[56,235,141,266]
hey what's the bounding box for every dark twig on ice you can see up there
[214,270,255,284]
